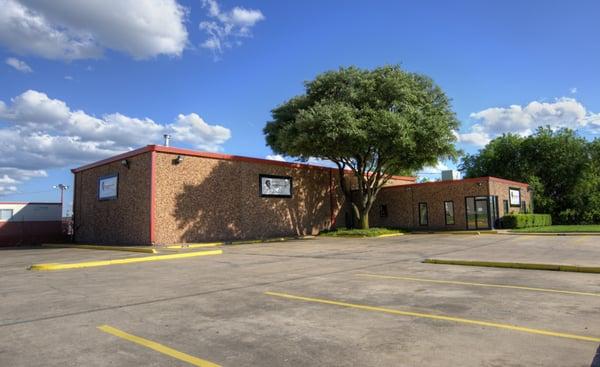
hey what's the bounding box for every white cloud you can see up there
[5,57,32,72]
[0,168,46,195]
[419,161,450,174]
[199,0,264,58]
[416,160,458,181]
[64,75,73,80]
[266,154,286,162]
[170,113,231,152]
[0,0,188,60]
[0,185,18,195]
[569,87,577,94]
[457,97,600,147]
[0,90,231,191]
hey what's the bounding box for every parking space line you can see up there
[98,325,221,367]
[29,250,222,271]
[572,237,589,244]
[356,273,600,297]
[264,291,600,343]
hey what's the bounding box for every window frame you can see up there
[379,204,388,218]
[444,201,455,225]
[418,202,428,226]
[509,187,521,207]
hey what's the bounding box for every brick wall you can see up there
[369,177,530,230]
[73,152,152,245]
[489,178,531,216]
[154,151,345,244]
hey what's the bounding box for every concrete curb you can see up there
[29,249,222,271]
[423,258,600,274]
[502,232,600,236]
[165,242,223,249]
[375,233,405,238]
[41,243,157,254]
[165,236,314,249]
[411,230,498,235]
[319,232,405,239]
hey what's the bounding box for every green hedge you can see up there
[501,214,552,229]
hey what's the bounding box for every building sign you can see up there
[259,174,292,198]
[509,188,521,207]
[98,174,118,200]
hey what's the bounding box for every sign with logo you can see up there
[259,174,292,198]
[509,188,521,207]
[98,174,118,200]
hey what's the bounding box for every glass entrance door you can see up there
[465,196,491,230]
[475,198,490,229]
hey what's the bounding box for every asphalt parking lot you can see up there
[1,234,599,366]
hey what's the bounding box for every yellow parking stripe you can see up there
[98,325,221,367]
[265,291,600,343]
[356,273,600,297]
[29,250,222,271]
[423,258,600,274]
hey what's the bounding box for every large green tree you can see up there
[461,127,600,223]
[264,65,459,229]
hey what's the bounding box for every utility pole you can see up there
[53,184,69,208]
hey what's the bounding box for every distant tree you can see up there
[461,127,599,223]
[264,65,459,228]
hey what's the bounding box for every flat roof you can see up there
[0,202,62,205]
[71,145,416,182]
[382,176,529,190]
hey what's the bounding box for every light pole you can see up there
[53,184,69,207]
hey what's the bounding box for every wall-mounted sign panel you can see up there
[98,174,118,200]
[259,174,292,198]
[509,188,521,207]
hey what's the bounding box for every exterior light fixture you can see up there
[174,155,184,164]
[121,159,130,169]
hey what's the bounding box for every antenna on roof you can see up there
[163,134,171,147]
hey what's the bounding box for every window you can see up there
[444,201,455,225]
[380,204,388,218]
[503,200,509,215]
[0,209,13,221]
[509,187,521,207]
[419,203,428,226]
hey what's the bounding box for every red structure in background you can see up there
[0,202,65,246]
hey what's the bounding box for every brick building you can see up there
[370,177,530,230]
[72,145,529,245]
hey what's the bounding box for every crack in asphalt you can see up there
[0,235,522,328]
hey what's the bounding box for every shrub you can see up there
[501,214,552,229]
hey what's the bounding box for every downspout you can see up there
[149,150,156,245]
[329,168,335,229]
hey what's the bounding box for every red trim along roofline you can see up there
[381,176,528,190]
[71,145,416,182]
[71,145,153,173]
[0,202,62,205]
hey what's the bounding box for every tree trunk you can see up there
[358,211,369,229]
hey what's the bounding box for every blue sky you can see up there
[1,0,599,213]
